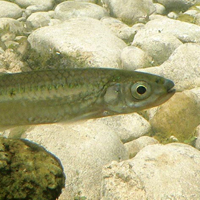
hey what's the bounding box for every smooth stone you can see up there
[167,11,179,19]
[156,0,196,11]
[133,17,200,43]
[0,1,22,19]
[101,0,155,25]
[132,33,182,65]
[55,0,97,2]
[153,3,166,15]
[28,17,126,69]
[23,121,128,200]
[149,90,200,144]
[101,143,200,199]
[94,113,152,143]
[124,136,159,158]
[54,1,108,20]
[101,17,136,43]
[137,43,200,91]
[15,0,54,10]
[27,12,52,29]
[121,46,153,70]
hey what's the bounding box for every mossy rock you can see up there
[0,138,65,200]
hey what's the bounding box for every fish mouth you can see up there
[158,79,176,104]
[166,79,176,96]
[149,79,175,108]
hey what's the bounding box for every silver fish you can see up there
[0,68,175,129]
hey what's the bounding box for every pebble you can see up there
[54,1,109,21]
[0,1,22,19]
[101,0,155,25]
[132,32,182,65]
[121,46,153,70]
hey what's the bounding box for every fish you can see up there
[0,68,175,129]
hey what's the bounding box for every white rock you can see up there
[132,33,182,65]
[138,43,200,91]
[153,3,166,15]
[15,0,54,10]
[28,17,126,69]
[156,0,196,11]
[94,113,151,143]
[101,143,200,199]
[0,1,22,19]
[101,17,136,43]
[101,0,155,25]
[184,9,199,16]
[121,46,153,70]
[54,1,108,20]
[24,121,128,200]
[57,0,97,2]
[124,136,159,158]
[134,17,200,43]
[27,12,52,29]
[167,11,179,19]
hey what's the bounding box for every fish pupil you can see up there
[136,85,146,95]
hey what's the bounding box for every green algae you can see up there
[0,138,65,200]
[177,14,196,23]
[22,47,91,71]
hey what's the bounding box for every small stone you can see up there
[54,1,108,20]
[27,12,52,29]
[121,46,153,70]
[0,1,22,19]
[132,33,182,65]
[124,136,159,158]
[95,113,152,143]
[101,0,155,25]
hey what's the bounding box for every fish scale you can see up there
[0,68,175,130]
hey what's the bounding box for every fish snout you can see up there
[164,79,176,94]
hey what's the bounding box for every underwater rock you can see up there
[101,17,136,43]
[28,17,126,69]
[0,137,65,200]
[54,1,108,20]
[24,121,128,200]
[134,17,200,43]
[101,0,155,25]
[27,12,52,29]
[124,136,159,158]
[132,33,182,66]
[95,113,152,143]
[15,0,54,10]
[150,90,200,144]
[156,0,196,11]
[121,46,153,70]
[0,1,22,19]
[101,143,200,199]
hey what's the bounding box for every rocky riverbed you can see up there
[1,0,200,199]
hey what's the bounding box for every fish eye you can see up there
[136,85,146,95]
[131,81,151,100]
